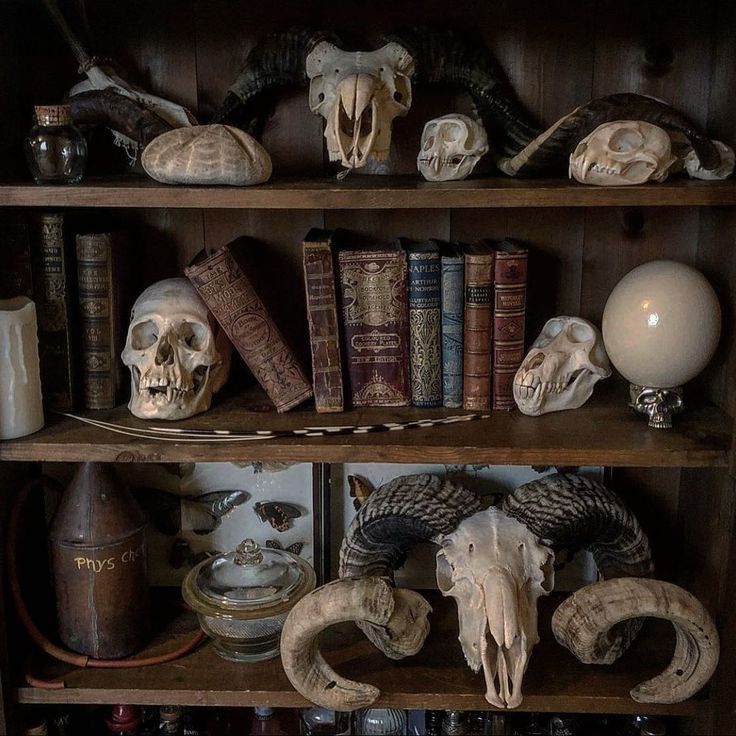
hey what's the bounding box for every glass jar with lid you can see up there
[182,538,316,662]
[24,104,87,184]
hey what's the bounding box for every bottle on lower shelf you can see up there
[248,707,299,736]
[354,709,407,735]
[299,707,351,735]
[104,705,143,736]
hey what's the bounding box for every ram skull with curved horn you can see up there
[215,27,539,171]
[280,472,693,711]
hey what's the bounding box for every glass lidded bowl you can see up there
[182,538,315,662]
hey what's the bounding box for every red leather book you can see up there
[462,242,494,411]
[492,239,529,410]
[302,229,344,413]
[185,244,312,413]
[338,244,409,407]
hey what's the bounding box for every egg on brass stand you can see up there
[602,260,721,429]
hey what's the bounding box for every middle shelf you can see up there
[0,383,729,466]
[16,592,705,715]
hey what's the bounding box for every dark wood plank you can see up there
[3,178,736,209]
[0,383,729,466]
[15,592,706,715]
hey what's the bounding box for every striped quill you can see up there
[59,412,490,443]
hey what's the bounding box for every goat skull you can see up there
[436,507,554,708]
[514,316,611,416]
[121,278,231,420]
[569,121,677,185]
[306,41,414,170]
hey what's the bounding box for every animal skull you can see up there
[513,317,611,416]
[306,41,414,170]
[417,114,489,181]
[121,278,231,420]
[684,140,735,180]
[569,121,677,185]
[436,507,554,708]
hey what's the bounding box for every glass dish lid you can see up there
[182,538,315,619]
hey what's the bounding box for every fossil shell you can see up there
[142,124,272,186]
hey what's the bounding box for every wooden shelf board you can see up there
[2,176,736,209]
[0,385,729,466]
[15,593,707,714]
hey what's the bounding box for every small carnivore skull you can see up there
[436,507,554,708]
[569,121,677,185]
[684,140,736,180]
[306,41,414,170]
[514,317,611,416]
[418,114,489,181]
[121,278,231,420]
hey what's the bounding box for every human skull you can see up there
[684,140,735,180]
[569,121,677,185]
[417,114,489,181]
[436,507,554,708]
[306,41,414,170]
[121,278,231,420]
[513,317,611,416]
[630,385,684,430]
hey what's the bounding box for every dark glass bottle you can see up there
[105,705,143,735]
[300,707,351,735]
[425,711,444,736]
[159,706,183,735]
[441,711,467,736]
[249,708,298,736]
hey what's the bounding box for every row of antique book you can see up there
[184,229,528,414]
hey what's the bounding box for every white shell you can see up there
[142,124,272,186]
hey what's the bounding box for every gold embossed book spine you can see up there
[186,244,312,413]
[492,239,528,410]
[303,229,344,413]
[462,242,494,411]
[338,245,410,407]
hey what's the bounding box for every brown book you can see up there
[33,212,76,411]
[462,242,494,411]
[338,244,409,407]
[492,239,529,410]
[0,214,33,299]
[303,229,344,413]
[185,244,312,413]
[76,232,126,410]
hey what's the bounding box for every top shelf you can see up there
[2,176,736,210]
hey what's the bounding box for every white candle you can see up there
[0,298,44,439]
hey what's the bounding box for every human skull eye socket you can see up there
[178,321,209,351]
[130,320,159,350]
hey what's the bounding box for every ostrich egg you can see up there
[602,260,720,388]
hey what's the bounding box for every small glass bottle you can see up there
[355,708,407,735]
[159,706,183,735]
[441,711,467,736]
[424,711,444,736]
[249,708,298,736]
[105,705,143,736]
[24,104,87,184]
[300,707,351,735]
[634,717,666,736]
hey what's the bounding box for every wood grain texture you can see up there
[15,592,706,715]
[0,383,729,466]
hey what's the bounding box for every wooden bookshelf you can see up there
[0,384,729,466]
[15,592,705,715]
[2,177,736,210]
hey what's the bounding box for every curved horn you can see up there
[552,578,719,703]
[280,577,430,710]
[384,27,540,155]
[498,93,720,176]
[214,27,340,132]
[501,473,653,580]
[339,473,483,580]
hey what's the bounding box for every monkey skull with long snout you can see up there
[306,41,414,170]
[436,507,555,708]
[121,278,231,420]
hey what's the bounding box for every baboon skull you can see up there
[436,507,554,708]
[121,278,231,420]
[513,317,611,416]
[417,114,489,181]
[306,41,414,170]
[569,121,677,185]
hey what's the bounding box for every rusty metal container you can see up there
[49,462,149,658]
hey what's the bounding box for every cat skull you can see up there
[418,114,489,181]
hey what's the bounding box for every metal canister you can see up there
[49,462,149,658]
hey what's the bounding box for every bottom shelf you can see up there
[15,593,706,715]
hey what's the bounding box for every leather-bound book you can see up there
[338,243,409,407]
[405,239,441,408]
[33,212,76,411]
[492,239,529,410]
[440,242,464,409]
[302,229,344,413]
[185,244,312,413]
[0,215,33,299]
[76,231,126,410]
[462,242,494,411]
